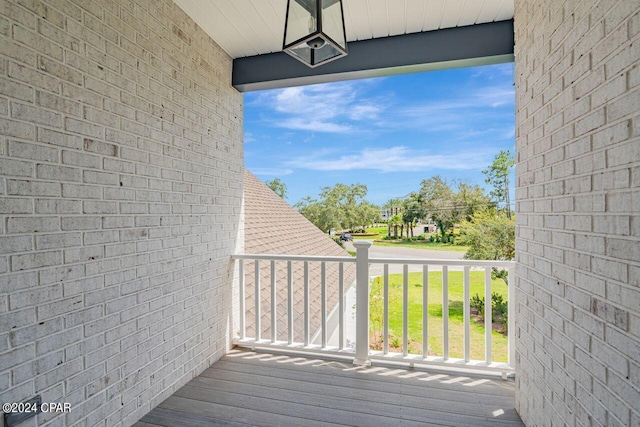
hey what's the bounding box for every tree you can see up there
[295,183,380,233]
[458,208,515,285]
[388,215,402,239]
[295,196,336,233]
[420,176,459,239]
[383,198,402,236]
[455,183,492,221]
[482,150,515,218]
[401,193,426,238]
[265,177,287,199]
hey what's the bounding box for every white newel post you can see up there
[353,240,372,366]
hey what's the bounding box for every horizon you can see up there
[244,62,516,207]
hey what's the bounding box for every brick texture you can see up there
[0,0,243,426]
[515,1,640,425]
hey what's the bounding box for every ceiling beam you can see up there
[232,20,514,92]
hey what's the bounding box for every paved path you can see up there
[343,241,466,276]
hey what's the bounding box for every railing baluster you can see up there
[239,259,245,340]
[288,261,293,345]
[442,265,448,360]
[383,264,389,355]
[304,261,309,346]
[339,262,344,350]
[321,261,327,348]
[255,260,261,342]
[485,267,492,364]
[403,264,409,357]
[422,265,428,358]
[464,266,470,363]
[508,266,515,368]
[271,260,276,343]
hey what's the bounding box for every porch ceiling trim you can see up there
[232,20,514,92]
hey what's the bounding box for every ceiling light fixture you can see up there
[283,0,348,68]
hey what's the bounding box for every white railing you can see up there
[232,241,515,376]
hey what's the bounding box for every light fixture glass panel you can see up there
[321,0,346,50]
[313,43,341,63]
[284,0,316,46]
[288,43,312,64]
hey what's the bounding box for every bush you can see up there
[470,292,508,333]
[333,237,344,247]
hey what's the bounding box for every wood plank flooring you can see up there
[135,348,523,427]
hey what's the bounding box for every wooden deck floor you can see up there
[135,348,523,427]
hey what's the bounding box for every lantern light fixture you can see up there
[283,0,348,68]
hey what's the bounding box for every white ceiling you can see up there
[174,0,514,59]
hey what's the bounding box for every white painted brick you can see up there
[0,157,33,177]
[35,198,82,214]
[7,216,59,233]
[0,1,243,425]
[64,117,103,139]
[0,197,31,214]
[61,215,101,231]
[11,250,61,271]
[63,246,103,264]
[0,77,35,102]
[36,163,81,182]
[0,235,32,254]
[36,90,83,119]
[6,179,60,196]
[61,149,101,169]
[62,183,102,199]
[9,61,60,94]
[0,344,35,371]
[83,230,119,245]
[12,350,65,385]
[9,140,59,162]
[83,170,118,185]
[35,232,81,250]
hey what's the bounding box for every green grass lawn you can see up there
[353,227,469,252]
[373,240,469,252]
[352,226,387,239]
[369,271,509,363]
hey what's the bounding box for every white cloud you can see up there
[285,146,496,173]
[277,118,352,133]
[244,132,256,143]
[250,168,294,176]
[253,82,387,133]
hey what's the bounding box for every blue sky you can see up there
[244,62,515,206]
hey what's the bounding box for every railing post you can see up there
[353,240,372,366]
[508,265,515,369]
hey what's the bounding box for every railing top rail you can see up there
[232,253,514,268]
[368,258,515,267]
[232,253,356,263]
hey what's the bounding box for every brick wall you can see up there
[0,0,243,425]
[514,0,639,425]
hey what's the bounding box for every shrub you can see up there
[333,237,344,247]
[470,292,508,333]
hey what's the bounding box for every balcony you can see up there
[136,241,521,426]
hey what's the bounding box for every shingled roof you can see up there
[243,170,356,343]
